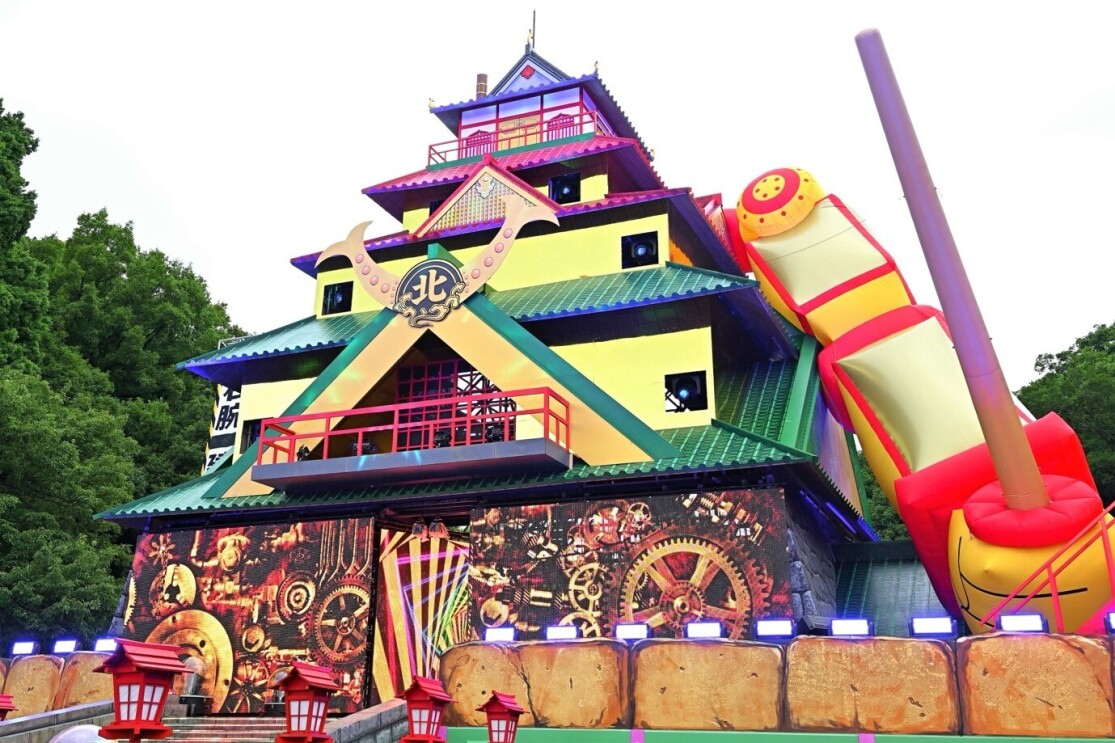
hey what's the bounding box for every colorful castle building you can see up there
[96,41,879,716]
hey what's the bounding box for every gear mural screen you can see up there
[123,519,375,714]
[469,489,792,640]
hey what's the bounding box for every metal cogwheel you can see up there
[277,571,317,623]
[566,562,606,613]
[311,581,371,667]
[240,623,267,654]
[614,533,772,640]
[226,657,270,714]
[558,610,603,638]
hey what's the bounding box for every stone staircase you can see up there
[165,716,286,742]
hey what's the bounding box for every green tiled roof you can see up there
[489,263,754,321]
[181,311,383,369]
[180,264,753,370]
[715,361,796,441]
[834,541,949,637]
[97,421,813,523]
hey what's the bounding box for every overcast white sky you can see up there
[2,1,1112,386]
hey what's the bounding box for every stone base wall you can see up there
[439,633,1115,736]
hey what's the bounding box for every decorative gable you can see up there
[490,50,570,96]
[415,155,559,238]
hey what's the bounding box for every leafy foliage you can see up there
[858,450,909,540]
[1018,323,1115,504]
[0,102,240,649]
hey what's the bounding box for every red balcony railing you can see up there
[256,387,571,466]
[976,499,1115,632]
[428,108,611,166]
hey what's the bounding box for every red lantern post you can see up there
[476,691,525,743]
[398,676,454,743]
[93,639,190,743]
[0,694,16,721]
[272,661,340,743]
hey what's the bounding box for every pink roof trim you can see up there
[413,154,562,238]
[292,188,692,272]
[363,135,656,195]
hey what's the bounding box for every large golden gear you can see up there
[615,534,771,640]
[147,610,234,711]
[311,581,370,667]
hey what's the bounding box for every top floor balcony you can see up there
[251,387,572,491]
[428,106,614,166]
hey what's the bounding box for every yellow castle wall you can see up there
[313,213,669,318]
[232,376,317,461]
[552,326,715,431]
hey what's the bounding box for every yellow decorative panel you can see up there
[751,201,886,304]
[840,319,985,474]
[804,271,913,346]
[372,214,670,294]
[551,327,715,432]
[433,305,655,465]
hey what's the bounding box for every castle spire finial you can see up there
[526,10,536,53]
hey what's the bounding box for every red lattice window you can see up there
[395,360,516,451]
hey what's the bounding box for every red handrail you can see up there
[428,108,610,165]
[256,387,571,466]
[976,498,1115,632]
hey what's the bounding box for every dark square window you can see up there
[665,371,708,412]
[321,281,353,316]
[429,198,445,214]
[240,418,263,453]
[622,231,659,269]
[549,173,581,204]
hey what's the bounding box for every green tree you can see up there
[0,100,49,372]
[859,450,909,540]
[0,101,243,647]
[1017,323,1115,503]
[26,211,242,494]
[0,368,137,648]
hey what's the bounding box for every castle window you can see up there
[622,231,659,269]
[321,281,353,316]
[240,418,263,453]
[665,371,708,412]
[549,173,580,205]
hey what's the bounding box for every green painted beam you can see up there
[464,293,680,461]
[848,430,872,526]
[429,241,463,267]
[779,336,820,449]
[199,309,399,500]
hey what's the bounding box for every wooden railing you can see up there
[256,387,571,466]
[976,499,1115,632]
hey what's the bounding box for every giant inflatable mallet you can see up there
[856,29,1110,632]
